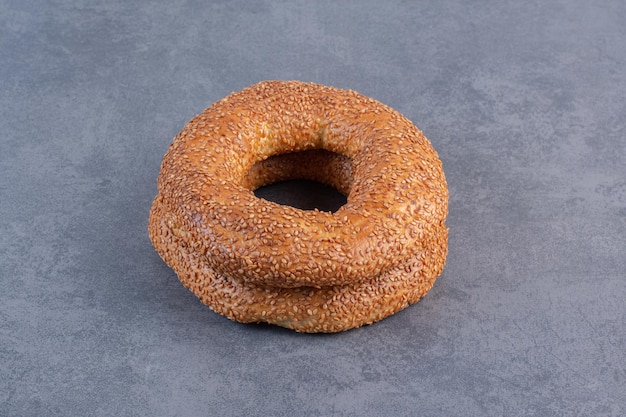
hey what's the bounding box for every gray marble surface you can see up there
[1,1,625,416]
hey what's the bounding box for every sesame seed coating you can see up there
[148,80,448,332]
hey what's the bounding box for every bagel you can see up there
[148,80,448,332]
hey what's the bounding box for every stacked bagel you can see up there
[148,80,448,332]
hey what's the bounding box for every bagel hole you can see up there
[254,180,346,213]
[246,149,352,213]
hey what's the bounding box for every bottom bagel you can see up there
[149,197,448,333]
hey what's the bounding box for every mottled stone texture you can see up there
[1,0,624,416]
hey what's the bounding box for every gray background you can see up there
[1,1,624,416]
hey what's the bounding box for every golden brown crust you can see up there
[148,80,448,332]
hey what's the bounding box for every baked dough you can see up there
[148,80,448,332]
